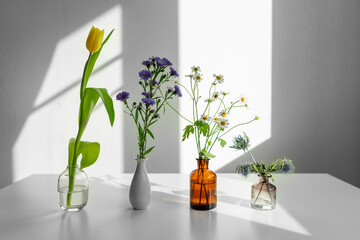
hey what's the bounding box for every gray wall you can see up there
[220,0,360,188]
[1,0,360,188]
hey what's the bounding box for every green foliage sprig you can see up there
[162,66,258,159]
[231,134,295,181]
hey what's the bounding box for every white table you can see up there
[0,174,358,240]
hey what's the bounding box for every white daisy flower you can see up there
[220,91,229,96]
[212,117,220,122]
[239,94,247,105]
[212,91,220,100]
[200,114,210,122]
[193,73,203,82]
[218,110,229,118]
[217,118,229,130]
[213,74,224,84]
[191,66,201,73]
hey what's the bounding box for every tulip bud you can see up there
[86,26,104,53]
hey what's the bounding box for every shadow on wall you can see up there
[218,0,360,188]
[0,0,179,188]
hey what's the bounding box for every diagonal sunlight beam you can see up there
[12,5,123,181]
[32,54,122,113]
[178,0,272,172]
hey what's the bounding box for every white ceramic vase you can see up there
[129,158,151,210]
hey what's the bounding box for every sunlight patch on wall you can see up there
[178,0,272,172]
[12,5,123,181]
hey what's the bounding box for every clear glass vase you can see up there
[251,175,276,210]
[57,166,89,212]
[190,158,217,210]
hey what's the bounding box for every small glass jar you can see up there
[57,165,89,212]
[251,174,276,210]
[190,158,217,210]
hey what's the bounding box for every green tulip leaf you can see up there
[78,88,100,138]
[90,88,115,126]
[81,29,115,97]
[78,141,101,169]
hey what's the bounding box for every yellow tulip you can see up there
[86,26,104,53]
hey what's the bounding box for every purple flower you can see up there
[155,113,160,118]
[116,91,130,101]
[141,91,153,98]
[163,58,172,66]
[155,58,167,67]
[170,67,179,77]
[142,60,153,66]
[152,80,159,86]
[139,70,152,80]
[174,85,182,97]
[141,98,156,106]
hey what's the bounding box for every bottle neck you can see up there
[196,158,209,170]
[258,174,269,183]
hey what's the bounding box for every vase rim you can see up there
[135,157,148,161]
[196,158,210,160]
[67,165,80,168]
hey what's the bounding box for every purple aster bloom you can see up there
[163,58,172,66]
[174,85,182,97]
[155,58,167,67]
[141,91,153,98]
[170,67,179,77]
[152,80,159,86]
[116,91,130,101]
[141,98,156,106]
[142,60,153,66]
[139,70,152,80]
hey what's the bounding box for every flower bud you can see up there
[86,26,104,53]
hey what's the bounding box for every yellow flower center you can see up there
[214,94,218,98]
[214,117,219,121]
[196,76,201,80]
[241,97,245,102]
[202,116,208,120]
[221,121,226,126]
[221,113,227,117]
[216,76,221,80]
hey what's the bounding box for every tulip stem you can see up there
[67,52,92,207]
[80,52,92,100]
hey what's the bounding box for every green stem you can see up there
[246,147,257,164]
[158,88,193,124]
[254,182,264,203]
[219,118,257,138]
[66,52,92,207]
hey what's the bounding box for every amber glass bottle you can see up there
[190,158,217,210]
